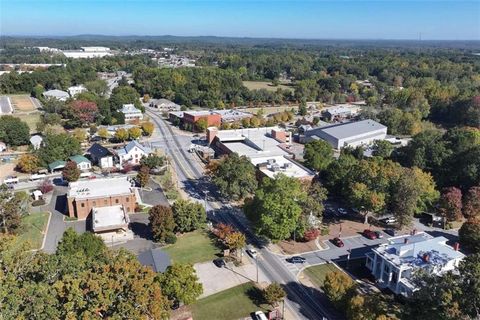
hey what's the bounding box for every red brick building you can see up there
[67,177,136,220]
[183,111,221,129]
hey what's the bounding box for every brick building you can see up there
[183,111,221,129]
[67,177,136,220]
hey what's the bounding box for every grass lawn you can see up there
[163,230,220,264]
[12,112,42,133]
[243,80,293,92]
[303,263,342,288]
[191,282,270,320]
[18,212,49,250]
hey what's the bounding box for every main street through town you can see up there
[145,108,341,320]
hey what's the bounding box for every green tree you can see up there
[298,100,308,116]
[32,84,45,98]
[140,154,164,169]
[136,165,150,187]
[195,118,208,132]
[172,199,206,233]
[211,153,258,200]
[159,263,203,306]
[459,221,480,254]
[97,127,109,140]
[0,115,30,146]
[62,161,80,182]
[224,231,246,253]
[141,121,155,136]
[37,132,81,166]
[149,205,176,243]
[84,79,108,96]
[109,85,142,111]
[304,140,334,172]
[389,171,419,229]
[246,174,306,242]
[322,271,357,310]
[302,180,328,218]
[349,182,386,224]
[263,283,286,307]
[0,185,23,234]
[371,140,394,158]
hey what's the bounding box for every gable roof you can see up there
[69,155,91,164]
[48,160,66,171]
[87,143,112,158]
[117,140,152,156]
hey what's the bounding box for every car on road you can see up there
[253,311,268,320]
[331,237,344,247]
[337,207,348,215]
[213,258,226,268]
[363,229,377,240]
[286,256,306,264]
[374,231,384,239]
[246,248,258,259]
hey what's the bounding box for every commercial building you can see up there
[121,104,143,122]
[207,126,314,181]
[304,119,387,149]
[214,109,253,123]
[62,47,112,59]
[365,233,465,297]
[321,104,361,121]
[91,205,134,244]
[67,176,136,220]
[183,110,222,129]
[43,89,69,101]
[149,98,181,111]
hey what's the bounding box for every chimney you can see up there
[206,127,218,145]
[422,253,430,263]
[453,242,460,251]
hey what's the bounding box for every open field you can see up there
[243,80,294,92]
[12,112,41,133]
[303,263,342,288]
[18,212,50,250]
[10,94,37,111]
[163,230,220,264]
[191,282,270,320]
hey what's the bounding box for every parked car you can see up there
[384,216,397,225]
[374,231,384,239]
[337,208,348,215]
[253,311,268,320]
[385,229,399,237]
[286,256,306,264]
[331,237,344,247]
[246,248,258,259]
[213,258,226,268]
[363,229,377,240]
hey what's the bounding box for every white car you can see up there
[246,248,258,259]
[254,311,268,320]
[385,217,397,224]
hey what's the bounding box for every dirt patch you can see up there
[319,219,385,241]
[170,305,192,320]
[10,95,36,111]
[0,162,16,181]
[277,238,322,255]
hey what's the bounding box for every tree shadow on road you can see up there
[130,221,153,241]
[54,194,68,215]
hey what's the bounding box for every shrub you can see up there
[165,234,177,244]
[32,199,46,207]
[303,229,320,242]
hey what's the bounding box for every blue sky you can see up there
[1,1,479,40]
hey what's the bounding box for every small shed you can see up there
[48,160,66,172]
[32,190,43,201]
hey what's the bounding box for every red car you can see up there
[363,229,377,240]
[332,237,344,247]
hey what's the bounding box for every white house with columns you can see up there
[365,232,465,297]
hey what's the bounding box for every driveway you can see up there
[194,259,269,298]
[42,187,86,253]
[138,179,168,206]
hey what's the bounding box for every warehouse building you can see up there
[304,119,387,149]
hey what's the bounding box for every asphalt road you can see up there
[146,108,339,320]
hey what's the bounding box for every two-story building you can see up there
[121,104,143,122]
[67,176,136,220]
[116,140,152,166]
[87,143,114,169]
[365,232,465,297]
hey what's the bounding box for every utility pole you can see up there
[255,255,259,283]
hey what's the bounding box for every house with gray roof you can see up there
[43,89,70,101]
[304,119,387,149]
[149,98,181,111]
[366,232,465,297]
[116,140,152,166]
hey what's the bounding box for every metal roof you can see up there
[308,119,386,140]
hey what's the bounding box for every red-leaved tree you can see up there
[439,187,463,222]
[39,179,54,194]
[464,186,480,221]
[71,100,98,124]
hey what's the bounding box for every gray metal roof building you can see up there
[0,96,13,114]
[304,119,387,149]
